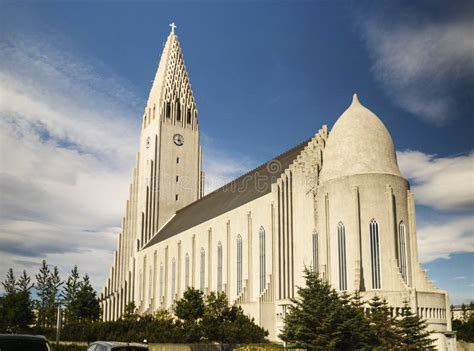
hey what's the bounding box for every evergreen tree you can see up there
[0,269,34,332]
[398,300,435,350]
[280,268,372,350]
[63,266,81,323]
[35,260,51,327]
[73,275,100,321]
[367,295,401,349]
[18,270,34,292]
[123,301,139,321]
[174,288,205,342]
[2,268,17,295]
[35,260,63,327]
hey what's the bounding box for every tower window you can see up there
[187,109,192,124]
[166,102,171,118]
[370,219,381,289]
[176,176,179,182]
[175,194,179,201]
[176,157,180,164]
[176,100,181,122]
[159,263,163,301]
[337,222,347,291]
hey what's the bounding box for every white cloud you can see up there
[0,33,141,291]
[398,150,474,262]
[417,216,474,263]
[453,276,467,280]
[397,150,474,211]
[363,16,474,124]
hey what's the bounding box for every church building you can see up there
[101,26,454,349]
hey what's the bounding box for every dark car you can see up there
[87,341,148,351]
[0,334,51,351]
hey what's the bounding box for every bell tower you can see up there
[137,24,203,249]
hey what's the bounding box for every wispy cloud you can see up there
[0,33,141,290]
[453,276,467,280]
[397,150,474,211]
[417,216,473,263]
[397,150,474,262]
[362,14,474,124]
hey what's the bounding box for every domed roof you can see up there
[319,94,401,183]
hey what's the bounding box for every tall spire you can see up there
[145,25,198,124]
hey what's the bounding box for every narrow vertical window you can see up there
[312,230,318,273]
[398,221,408,284]
[171,258,176,299]
[259,227,266,293]
[187,109,192,124]
[185,253,190,289]
[148,268,152,303]
[159,263,163,302]
[337,222,347,291]
[217,242,223,292]
[176,100,181,121]
[200,248,205,292]
[166,102,171,118]
[237,235,243,295]
[370,219,381,289]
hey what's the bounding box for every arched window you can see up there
[398,222,408,284]
[159,263,163,301]
[171,258,176,299]
[200,248,205,292]
[370,219,381,289]
[165,102,171,118]
[217,242,223,292]
[312,230,318,273]
[237,235,243,295]
[259,227,266,293]
[148,268,152,303]
[337,222,347,291]
[185,253,190,289]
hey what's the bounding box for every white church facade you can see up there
[101,27,454,349]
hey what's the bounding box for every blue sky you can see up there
[0,0,472,303]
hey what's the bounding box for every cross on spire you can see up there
[169,22,177,34]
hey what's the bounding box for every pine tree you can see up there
[280,268,372,350]
[398,300,435,350]
[63,266,81,323]
[18,270,34,292]
[367,295,401,349]
[2,268,17,295]
[35,260,51,327]
[74,275,100,321]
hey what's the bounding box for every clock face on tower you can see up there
[173,134,184,146]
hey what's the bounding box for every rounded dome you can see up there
[319,94,401,183]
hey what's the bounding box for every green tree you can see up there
[2,268,17,295]
[73,275,100,321]
[18,270,34,292]
[280,268,372,350]
[35,260,63,327]
[398,300,435,350]
[367,295,401,349]
[0,269,35,333]
[123,301,139,321]
[174,288,205,342]
[452,303,474,342]
[63,266,81,323]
